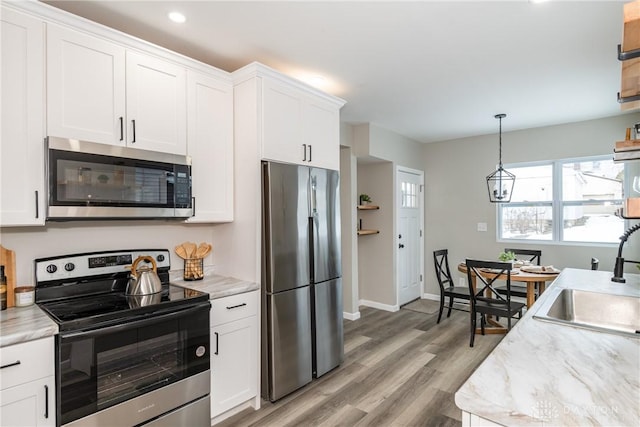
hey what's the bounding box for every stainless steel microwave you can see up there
[46,137,192,220]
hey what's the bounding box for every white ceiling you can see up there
[42,0,633,143]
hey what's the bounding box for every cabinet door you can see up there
[0,8,45,226]
[210,316,258,417]
[261,78,305,165]
[304,97,341,170]
[126,51,187,155]
[0,377,55,427]
[47,23,126,146]
[186,71,233,223]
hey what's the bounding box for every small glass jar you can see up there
[14,286,35,307]
[183,258,204,281]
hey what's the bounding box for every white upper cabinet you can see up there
[262,78,305,165]
[234,63,345,171]
[47,23,126,146]
[302,96,341,170]
[125,51,187,154]
[1,7,45,226]
[47,24,187,155]
[260,73,344,170]
[186,70,234,223]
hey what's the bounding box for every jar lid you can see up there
[15,286,35,293]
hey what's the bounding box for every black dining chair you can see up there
[496,248,542,299]
[465,259,525,347]
[433,249,471,323]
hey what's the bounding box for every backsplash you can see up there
[0,221,232,287]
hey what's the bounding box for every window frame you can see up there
[497,154,628,247]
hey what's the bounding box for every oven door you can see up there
[56,302,210,426]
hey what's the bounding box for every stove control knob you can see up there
[156,254,165,263]
[46,264,57,274]
[64,263,75,272]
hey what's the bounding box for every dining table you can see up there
[457,262,561,334]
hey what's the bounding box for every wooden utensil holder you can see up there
[184,258,204,281]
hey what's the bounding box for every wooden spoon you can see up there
[174,244,188,260]
[195,242,209,259]
[200,243,212,258]
[183,242,197,259]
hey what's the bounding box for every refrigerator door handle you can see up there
[310,175,317,214]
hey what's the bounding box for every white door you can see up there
[1,8,45,226]
[47,23,126,145]
[185,70,234,223]
[126,51,187,154]
[397,168,424,306]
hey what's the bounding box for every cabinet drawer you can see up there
[210,291,258,326]
[0,337,54,390]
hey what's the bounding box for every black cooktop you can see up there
[35,250,210,332]
[38,284,209,332]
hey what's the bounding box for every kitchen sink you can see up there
[533,287,640,338]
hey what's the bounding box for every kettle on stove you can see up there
[127,255,162,295]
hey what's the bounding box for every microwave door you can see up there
[46,137,192,220]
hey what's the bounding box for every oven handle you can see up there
[60,301,211,340]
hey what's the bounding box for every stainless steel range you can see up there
[35,249,211,427]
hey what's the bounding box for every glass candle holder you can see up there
[184,258,204,281]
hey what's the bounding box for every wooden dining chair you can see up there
[496,248,543,299]
[465,259,525,347]
[433,249,470,323]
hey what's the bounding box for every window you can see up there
[401,181,418,208]
[498,156,626,244]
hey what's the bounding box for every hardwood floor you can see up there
[217,303,503,427]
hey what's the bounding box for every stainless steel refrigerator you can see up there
[261,161,343,402]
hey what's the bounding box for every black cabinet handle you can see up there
[119,117,124,141]
[44,385,49,419]
[132,119,136,143]
[302,144,307,161]
[308,144,312,162]
[214,332,219,355]
[0,360,21,369]
[226,303,247,310]
[192,196,196,217]
[35,190,39,219]
[399,243,405,249]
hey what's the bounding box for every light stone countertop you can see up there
[0,269,257,348]
[169,267,259,300]
[0,304,58,348]
[454,268,640,426]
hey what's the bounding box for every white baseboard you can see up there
[343,311,361,321]
[359,299,399,312]
[422,293,440,301]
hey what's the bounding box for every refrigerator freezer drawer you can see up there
[264,286,313,401]
[313,278,344,378]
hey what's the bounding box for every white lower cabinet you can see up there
[210,291,259,421]
[0,337,55,427]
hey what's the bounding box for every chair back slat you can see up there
[504,248,542,265]
[433,249,453,290]
[465,259,513,305]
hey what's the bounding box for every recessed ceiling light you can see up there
[168,12,186,23]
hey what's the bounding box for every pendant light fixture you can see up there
[486,113,515,203]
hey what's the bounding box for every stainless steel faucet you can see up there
[612,223,640,283]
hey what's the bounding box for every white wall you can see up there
[422,113,640,298]
[340,145,359,318]
[357,162,396,308]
